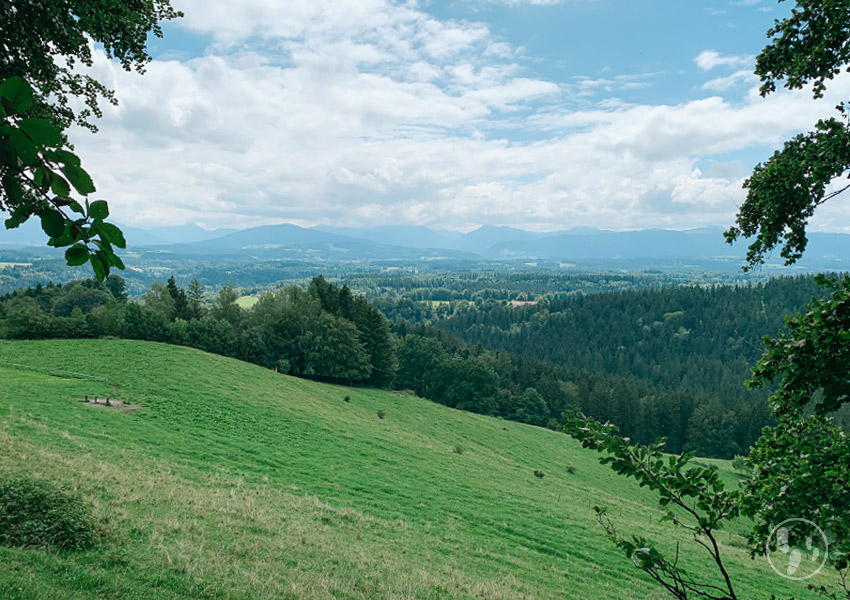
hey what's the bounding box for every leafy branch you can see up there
[725,0,850,271]
[565,412,740,600]
[747,274,850,416]
[0,77,124,281]
[725,117,850,271]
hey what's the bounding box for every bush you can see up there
[731,455,751,475]
[454,445,464,455]
[0,475,99,551]
[377,410,386,420]
[533,470,544,479]
[343,395,350,403]
[565,465,576,474]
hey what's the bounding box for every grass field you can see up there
[0,340,818,599]
[234,295,259,309]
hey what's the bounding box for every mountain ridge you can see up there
[3,220,850,266]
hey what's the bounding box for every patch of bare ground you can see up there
[78,396,142,412]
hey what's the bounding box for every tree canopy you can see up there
[0,0,181,132]
[1,1,181,280]
[725,0,850,268]
[730,11,850,589]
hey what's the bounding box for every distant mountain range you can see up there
[0,220,235,248]
[3,219,850,266]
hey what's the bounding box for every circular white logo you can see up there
[766,518,829,581]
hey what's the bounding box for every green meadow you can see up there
[0,340,816,599]
[234,296,260,309]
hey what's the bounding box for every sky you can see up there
[67,0,850,233]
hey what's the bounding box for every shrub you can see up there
[454,445,464,455]
[376,410,385,420]
[731,455,751,475]
[565,465,576,474]
[0,475,99,551]
[533,470,544,479]
[343,395,350,403]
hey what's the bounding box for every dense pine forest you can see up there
[0,273,830,459]
[432,276,825,403]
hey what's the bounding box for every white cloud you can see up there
[702,69,758,91]
[58,0,850,234]
[488,0,564,4]
[695,50,753,71]
[571,72,660,97]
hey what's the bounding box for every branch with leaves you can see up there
[742,276,850,598]
[742,414,850,600]
[748,274,850,416]
[565,412,741,600]
[0,0,182,133]
[725,0,850,271]
[0,77,124,281]
[725,118,850,270]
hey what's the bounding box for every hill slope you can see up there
[0,340,818,599]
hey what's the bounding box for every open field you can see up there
[0,340,817,599]
[234,296,260,309]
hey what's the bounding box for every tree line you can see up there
[0,275,394,386]
[0,273,768,457]
[2,274,824,458]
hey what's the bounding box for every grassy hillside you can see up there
[0,340,818,599]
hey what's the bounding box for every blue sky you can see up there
[70,0,850,233]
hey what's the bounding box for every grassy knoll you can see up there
[0,340,817,599]
[234,296,259,309]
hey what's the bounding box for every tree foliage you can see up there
[723,2,850,597]
[725,0,850,268]
[741,275,850,598]
[0,0,181,132]
[566,413,741,600]
[430,276,827,456]
[724,4,850,593]
[742,414,850,598]
[1,1,181,278]
[749,274,850,416]
[0,77,125,280]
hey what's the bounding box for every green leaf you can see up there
[18,118,63,147]
[89,252,107,282]
[106,251,125,270]
[60,165,96,195]
[48,224,76,247]
[4,204,31,229]
[97,222,126,248]
[0,77,34,115]
[1,172,24,206]
[50,173,71,198]
[68,201,85,215]
[33,165,47,189]
[0,138,16,167]
[8,128,37,165]
[40,210,66,238]
[88,200,109,220]
[64,244,89,266]
[44,149,81,167]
